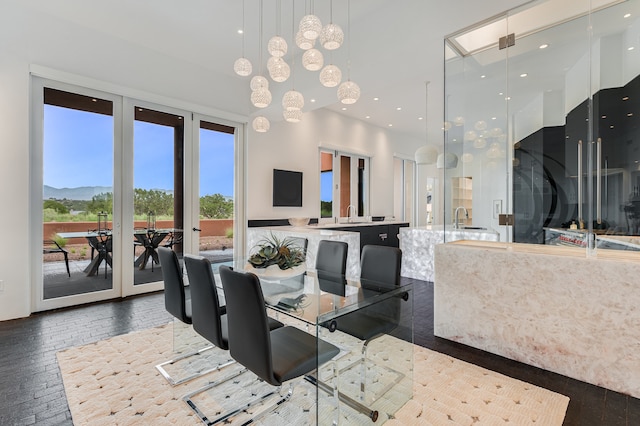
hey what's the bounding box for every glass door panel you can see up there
[42,87,116,300]
[320,150,334,220]
[197,121,235,264]
[131,106,184,287]
[444,14,509,241]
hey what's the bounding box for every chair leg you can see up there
[63,252,70,277]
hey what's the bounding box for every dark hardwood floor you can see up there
[0,278,638,425]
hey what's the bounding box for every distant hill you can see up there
[44,185,113,200]
[44,185,174,200]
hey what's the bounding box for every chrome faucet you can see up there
[454,206,468,229]
[347,204,357,223]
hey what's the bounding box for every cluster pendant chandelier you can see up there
[235,0,360,133]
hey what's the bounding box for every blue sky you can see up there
[44,105,234,197]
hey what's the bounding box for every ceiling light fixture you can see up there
[319,63,342,87]
[282,0,304,118]
[253,116,270,132]
[415,81,438,165]
[233,0,253,77]
[251,0,271,110]
[337,0,360,104]
[299,0,322,40]
[302,48,324,70]
[539,43,549,49]
[320,0,343,50]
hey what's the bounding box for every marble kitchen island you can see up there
[434,240,640,398]
[399,226,499,281]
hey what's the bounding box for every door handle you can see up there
[193,227,201,232]
[577,140,582,223]
[596,138,602,224]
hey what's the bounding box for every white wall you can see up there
[246,108,423,220]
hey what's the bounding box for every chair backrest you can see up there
[183,254,227,350]
[360,245,402,290]
[315,240,348,275]
[219,265,276,385]
[158,247,190,324]
[287,237,308,255]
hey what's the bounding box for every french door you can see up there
[32,78,242,311]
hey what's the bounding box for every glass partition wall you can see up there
[444,0,640,254]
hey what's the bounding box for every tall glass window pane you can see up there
[42,88,114,299]
[199,122,235,263]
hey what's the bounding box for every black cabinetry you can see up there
[326,223,409,252]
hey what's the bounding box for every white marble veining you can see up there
[434,241,640,398]
[247,226,361,278]
[399,226,499,282]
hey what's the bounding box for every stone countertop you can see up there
[307,220,409,229]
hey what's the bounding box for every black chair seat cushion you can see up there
[334,312,396,341]
[270,326,340,384]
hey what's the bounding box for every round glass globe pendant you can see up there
[250,75,269,91]
[267,35,288,58]
[250,88,272,108]
[319,64,342,88]
[337,80,360,104]
[267,57,290,83]
[252,116,270,132]
[302,49,324,71]
[233,57,252,77]
[295,31,315,50]
[282,90,304,111]
[283,109,303,123]
[299,14,322,40]
[320,23,344,50]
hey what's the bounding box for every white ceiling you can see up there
[26,0,537,141]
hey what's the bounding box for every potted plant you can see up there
[248,233,305,270]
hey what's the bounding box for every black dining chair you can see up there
[212,265,340,425]
[333,245,405,403]
[43,239,70,277]
[315,239,348,295]
[156,247,214,386]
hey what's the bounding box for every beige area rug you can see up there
[57,323,569,425]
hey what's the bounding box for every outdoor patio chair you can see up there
[43,239,70,277]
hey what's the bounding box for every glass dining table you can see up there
[208,259,415,425]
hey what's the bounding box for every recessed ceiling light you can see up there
[629,46,635,51]
[539,44,549,49]
[365,115,370,119]
[491,117,497,120]
[610,125,615,128]
[498,92,503,96]
[628,112,634,116]
[481,75,486,79]
[388,124,393,127]
[625,13,631,18]
[396,107,402,111]
[341,107,347,111]
[310,99,316,103]
[237,29,244,34]
[373,97,379,101]
[505,96,511,100]
[623,96,630,100]
[520,73,528,78]
[452,139,457,142]
[601,115,607,119]
[418,117,424,120]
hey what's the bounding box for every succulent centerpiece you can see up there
[248,233,306,270]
